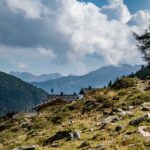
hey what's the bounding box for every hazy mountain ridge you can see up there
[10,71,63,83]
[0,71,48,116]
[32,64,141,94]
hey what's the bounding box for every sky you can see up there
[0,0,150,75]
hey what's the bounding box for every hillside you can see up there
[10,72,63,82]
[0,71,48,116]
[131,65,150,79]
[33,64,141,94]
[0,77,150,150]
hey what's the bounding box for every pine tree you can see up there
[134,26,150,66]
[108,80,112,87]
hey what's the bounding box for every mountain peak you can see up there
[10,72,63,82]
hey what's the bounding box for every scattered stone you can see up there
[51,142,60,148]
[111,117,119,123]
[141,106,150,111]
[141,103,150,111]
[43,130,80,145]
[112,108,123,113]
[94,144,107,150]
[12,145,36,150]
[69,131,80,140]
[115,125,123,132]
[90,128,94,132]
[79,141,90,148]
[119,111,134,117]
[112,108,134,117]
[99,115,119,125]
[138,126,150,138]
[43,130,71,145]
[128,106,135,110]
[21,120,32,129]
[129,113,150,126]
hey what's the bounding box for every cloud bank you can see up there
[0,0,150,74]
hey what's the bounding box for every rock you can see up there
[94,144,107,150]
[99,116,119,125]
[43,130,80,145]
[79,141,90,148]
[115,125,123,132]
[129,113,150,126]
[111,117,119,123]
[119,111,134,117]
[90,128,94,132]
[12,145,36,150]
[51,142,60,148]
[141,103,150,111]
[21,120,32,129]
[138,126,150,138]
[128,106,135,110]
[112,108,123,113]
[141,106,150,111]
[43,130,71,145]
[112,108,134,117]
[69,131,80,140]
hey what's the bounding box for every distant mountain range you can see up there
[32,64,141,94]
[0,71,48,116]
[10,71,63,82]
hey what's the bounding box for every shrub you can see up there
[112,78,138,90]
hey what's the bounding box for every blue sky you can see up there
[81,0,150,13]
[0,0,150,75]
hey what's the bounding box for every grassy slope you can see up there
[0,78,150,150]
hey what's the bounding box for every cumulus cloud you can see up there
[101,0,131,23]
[6,0,45,19]
[0,0,150,74]
[129,10,150,33]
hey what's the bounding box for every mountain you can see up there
[32,64,141,94]
[0,71,48,116]
[10,71,63,83]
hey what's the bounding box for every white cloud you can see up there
[1,0,150,74]
[0,45,57,60]
[37,47,57,59]
[52,0,142,65]
[6,0,45,19]
[101,0,131,23]
[129,10,150,33]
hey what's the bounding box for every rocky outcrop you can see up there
[129,113,150,126]
[138,126,150,138]
[141,103,150,111]
[43,130,80,146]
[12,145,36,150]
